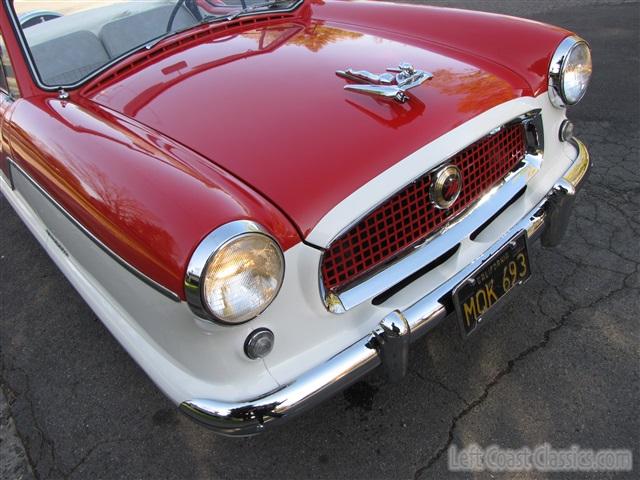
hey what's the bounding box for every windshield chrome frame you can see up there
[3,0,304,92]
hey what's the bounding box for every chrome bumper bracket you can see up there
[372,311,411,382]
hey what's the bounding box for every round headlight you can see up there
[549,36,592,108]
[185,221,284,324]
[202,233,283,323]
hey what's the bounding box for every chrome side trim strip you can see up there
[180,138,590,436]
[7,158,181,302]
[320,111,544,313]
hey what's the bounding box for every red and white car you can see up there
[0,0,591,435]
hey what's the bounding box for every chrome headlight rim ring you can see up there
[548,35,592,108]
[184,220,285,325]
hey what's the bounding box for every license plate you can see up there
[453,231,531,337]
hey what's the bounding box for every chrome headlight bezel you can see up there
[548,36,593,108]
[185,220,285,325]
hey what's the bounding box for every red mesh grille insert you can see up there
[321,123,527,293]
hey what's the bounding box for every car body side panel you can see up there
[1,162,281,402]
[6,96,300,298]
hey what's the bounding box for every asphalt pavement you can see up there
[1,1,639,479]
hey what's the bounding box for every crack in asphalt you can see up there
[1,353,157,479]
[62,435,152,480]
[411,369,471,407]
[411,120,640,475]
[0,358,37,480]
[0,352,62,480]
[412,265,638,478]
[1,353,150,479]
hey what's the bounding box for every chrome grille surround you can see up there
[320,110,544,313]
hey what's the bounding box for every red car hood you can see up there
[88,12,552,237]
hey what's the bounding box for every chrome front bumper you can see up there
[180,139,590,436]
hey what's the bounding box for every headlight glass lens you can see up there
[561,42,592,105]
[202,233,284,324]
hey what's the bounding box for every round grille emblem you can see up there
[430,165,462,210]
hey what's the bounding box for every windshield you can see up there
[10,0,301,88]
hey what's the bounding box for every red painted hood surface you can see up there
[88,2,570,237]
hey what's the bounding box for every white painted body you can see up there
[1,92,577,405]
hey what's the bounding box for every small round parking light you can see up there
[559,120,575,142]
[244,328,275,360]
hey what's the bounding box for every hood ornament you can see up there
[336,63,433,103]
